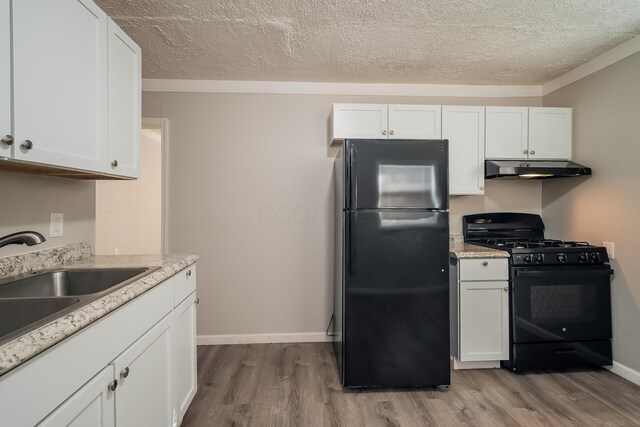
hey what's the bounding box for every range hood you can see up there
[485,160,592,179]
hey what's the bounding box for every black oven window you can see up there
[530,284,597,323]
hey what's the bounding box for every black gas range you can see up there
[463,213,614,372]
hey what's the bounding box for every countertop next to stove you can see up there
[449,235,510,259]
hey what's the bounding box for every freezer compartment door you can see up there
[343,210,450,387]
[345,139,448,210]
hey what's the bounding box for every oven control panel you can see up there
[512,248,609,266]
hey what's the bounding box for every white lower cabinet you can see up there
[172,293,198,425]
[1,264,198,427]
[114,316,173,427]
[450,257,509,368]
[38,366,115,427]
[459,281,509,361]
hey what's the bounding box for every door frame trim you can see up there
[142,117,170,254]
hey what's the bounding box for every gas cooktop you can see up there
[476,238,592,249]
[463,213,609,266]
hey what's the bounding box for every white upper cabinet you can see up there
[0,0,10,157]
[331,104,388,141]
[330,103,441,144]
[486,106,572,160]
[12,0,108,171]
[442,106,485,195]
[528,107,572,160]
[485,107,528,159]
[106,18,141,178]
[388,104,441,139]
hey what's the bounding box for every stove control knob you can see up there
[536,254,544,263]
[557,253,567,263]
[590,252,600,262]
[523,254,532,264]
[579,253,588,262]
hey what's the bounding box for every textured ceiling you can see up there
[95,0,640,85]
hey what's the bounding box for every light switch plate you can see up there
[603,241,615,259]
[50,213,63,238]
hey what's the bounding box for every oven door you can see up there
[511,265,613,343]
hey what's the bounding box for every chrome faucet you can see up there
[0,231,46,249]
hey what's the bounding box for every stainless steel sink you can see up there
[0,268,149,298]
[0,297,82,342]
[0,266,158,346]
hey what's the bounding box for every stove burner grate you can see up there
[481,238,591,249]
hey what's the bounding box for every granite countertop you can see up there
[0,244,199,376]
[449,234,510,259]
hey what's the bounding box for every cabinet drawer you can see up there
[459,258,508,281]
[174,264,197,307]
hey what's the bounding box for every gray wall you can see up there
[143,91,542,337]
[0,171,95,258]
[542,52,640,372]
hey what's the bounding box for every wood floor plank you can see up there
[182,343,640,427]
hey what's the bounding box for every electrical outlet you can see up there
[50,213,63,238]
[114,248,119,255]
[603,241,615,259]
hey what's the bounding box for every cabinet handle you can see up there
[530,150,535,155]
[523,149,528,154]
[21,140,33,150]
[186,269,192,278]
[482,261,488,266]
[111,160,118,168]
[108,379,118,392]
[381,130,387,136]
[389,130,395,136]
[1,135,13,146]
[120,367,130,379]
[195,297,200,305]
[503,287,509,292]
[479,185,485,190]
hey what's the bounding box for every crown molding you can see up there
[142,34,640,98]
[142,78,542,98]
[543,34,640,96]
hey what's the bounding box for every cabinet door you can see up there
[442,106,485,195]
[12,0,107,170]
[0,0,10,157]
[528,107,572,160]
[459,281,509,361]
[172,293,198,425]
[106,18,141,178]
[388,104,441,139]
[114,316,172,427]
[485,107,528,159]
[332,104,388,140]
[38,366,115,427]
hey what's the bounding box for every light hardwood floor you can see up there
[182,343,640,426]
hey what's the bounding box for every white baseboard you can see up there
[452,358,501,370]
[607,361,640,386]
[197,332,333,346]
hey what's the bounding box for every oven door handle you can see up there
[514,268,613,277]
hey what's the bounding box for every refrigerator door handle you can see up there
[351,146,358,209]
[347,214,355,275]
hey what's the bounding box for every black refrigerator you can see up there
[333,139,450,388]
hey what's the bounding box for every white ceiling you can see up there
[96,0,640,85]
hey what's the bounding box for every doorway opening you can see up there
[95,118,169,255]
